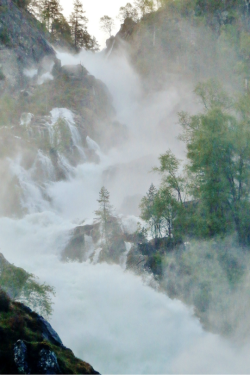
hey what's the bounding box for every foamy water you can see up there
[2,49,250,373]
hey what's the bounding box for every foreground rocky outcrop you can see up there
[0,289,99,374]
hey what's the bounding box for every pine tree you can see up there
[28,0,62,32]
[140,184,162,238]
[95,187,113,247]
[69,0,89,49]
[43,0,62,32]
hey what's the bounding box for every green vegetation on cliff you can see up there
[0,289,99,374]
[0,254,54,318]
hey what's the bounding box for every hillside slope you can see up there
[0,288,99,374]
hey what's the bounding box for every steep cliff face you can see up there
[0,0,54,92]
[0,1,127,217]
[106,3,250,90]
[0,289,99,374]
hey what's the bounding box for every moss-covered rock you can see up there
[0,297,100,374]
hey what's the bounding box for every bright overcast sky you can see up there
[60,0,128,48]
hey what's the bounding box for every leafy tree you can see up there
[140,184,163,238]
[180,80,250,243]
[100,15,115,37]
[153,150,185,203]
[118,3,139,22]
[134,0,155,17]
[0,253,54,318]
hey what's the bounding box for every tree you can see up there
[140,184,163,238]
[0,253,54,318]
[42,0,62,31]
[69,0,89,48]
[95,187,113,247]
[180,80,250,243]
[153,150,185,204]
[100,15,115,37]
[52,13,72,43]
[28,0,63,32]
[134,0,155,17]
[118,3,139,22]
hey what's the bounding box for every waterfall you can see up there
[1,50,250,374]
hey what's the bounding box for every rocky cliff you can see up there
[0,0,128,217]
[0,288,99,374]
[0,0,54,92]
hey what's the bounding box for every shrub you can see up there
[0,68,5,81]
[0,27,11,46]
[0,288,10,312]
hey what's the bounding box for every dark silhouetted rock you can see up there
[13,340,30,374]
[36,316,64,348]
[37,348,61,374]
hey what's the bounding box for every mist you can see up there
[0,41,248,373]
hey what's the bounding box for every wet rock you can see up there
[13,340,30,374]
[61,224,101,263]
[61,227,86,262]
[37,348,61,374]
[36,316,64,347]
[61,64,88,79]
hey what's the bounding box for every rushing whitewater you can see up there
[2,49,250,374]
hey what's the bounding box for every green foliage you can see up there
[140,79,250,246]
[0,68,5,81]
[161,237,248,334]
[118,3,139,22]
[51,13,72,43]
[134,0,155,17]
[95,186,113,245]
[0,301,96,374]
[13,0,32,8]
[100,15,115,37]
[0,288,11,312]
[0,95,20,126]
[69,0,98,51]
[0,27,11,45]
[0,254,55,318]
[180,81,250,243]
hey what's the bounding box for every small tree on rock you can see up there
[70,0,89,49]
[95,187,113,247]
[134,0,155,17]
[118,3,139,23]
[100,15,115,37]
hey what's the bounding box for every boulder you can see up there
[61,64,88,79]
[37,348,61,374]
[13,340,30,374]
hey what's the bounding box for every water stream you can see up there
[1,50,250,373]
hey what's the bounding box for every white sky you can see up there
[60,0,128,48]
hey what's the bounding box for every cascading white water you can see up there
[2,50,250,374]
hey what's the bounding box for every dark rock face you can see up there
[61,64,88,79]
[61,224,100,263]
[0,0,54,93]
[13,340,30,374]
[36,316,64,348]
[0,0,54,65]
